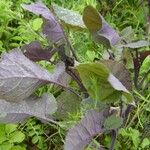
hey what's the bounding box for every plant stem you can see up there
[109,130,118,150]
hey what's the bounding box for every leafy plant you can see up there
[0,1,150,150]
[0,124,26,150]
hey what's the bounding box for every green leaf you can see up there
[11,146,26,150]
[141,138,150,148]
[76,62,132,103]
[83,6,120,48]
[0,142,13,150]
[140,55,150,74]
[83,5,102,32]
[55,91,81,119]
[9,131,25,143]
[32,18,43,31]
[52,3,85,29]
[32,135,39,144]
[5,124,17,135]
[0,125,7,144]
[104,114,123,130]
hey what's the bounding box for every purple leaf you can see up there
[22,41,55,62]
[64,109,108,150]
[0,49,66,102]
[93,19,121,47]
[101,60,132,91]
[0,93,57,123]
[83,6,120,48]
[22,2,65,43]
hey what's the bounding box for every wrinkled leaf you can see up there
[52,3,85,29]
[121,40,150,49]
[22,2,65,43]
[65,109,108,150]
[83,5,102,32]
[0,49,66,102]
[55,91,81,119]
[83,6,120,48]
[76,62,132,103]
[104,114,123,130]
[0,93,57,123]
[22,41,54,62]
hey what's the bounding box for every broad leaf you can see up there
[22,41,54,62]
[93,21,121,48]
[52,3,85,29]
[22,2,65,43]
[76,62,132,103]
[83,6,120,48]
[104,114,123,130]
[64,109,108,150]
[120,40,150,49]
[101,60,132,91]
[81,97,107,114]
[55,91,81,119]
[0,49,66,102]
[83,5,102,32]
[0,93,57,123]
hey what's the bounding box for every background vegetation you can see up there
[0,0,150,149]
